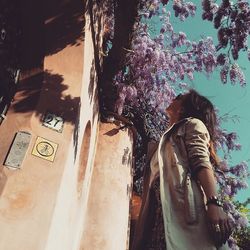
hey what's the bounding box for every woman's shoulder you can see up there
[181,117,209,135]
[164,117,209,138]
[185,117,206,126]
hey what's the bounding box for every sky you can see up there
[162,2,250,202]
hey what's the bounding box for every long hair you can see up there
[180,89,220,167]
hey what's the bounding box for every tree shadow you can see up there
[12,70,80,125]
[12,71,44,113]
[73,101,81,162]
[86,0,102,77]
[44,0,85,56]
[19,0,44,70]
[14,0,85,150]
[88,59,96,103]
[20,0,85,71]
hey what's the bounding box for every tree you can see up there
[95,1,250,247]
[94,0,250,247]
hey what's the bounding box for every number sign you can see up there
[42,112,64,132]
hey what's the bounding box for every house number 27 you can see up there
[43,112,64,132]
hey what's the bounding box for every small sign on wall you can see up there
[42,111,64,133]
[32,136,58,162]
[4,131,31,169]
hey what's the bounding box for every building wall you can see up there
[0,2,133,250]
[80,122,133,250]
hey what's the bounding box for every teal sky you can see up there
[166,3,250,202]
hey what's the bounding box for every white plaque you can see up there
[4,131,31,169]
[42,112,64,132]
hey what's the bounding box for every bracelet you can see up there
[206,196,223,207]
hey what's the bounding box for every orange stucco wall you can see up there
[0,2,133,250]
[80,122,133,250]
[0,3,99,250]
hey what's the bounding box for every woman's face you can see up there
[166,94,185,124]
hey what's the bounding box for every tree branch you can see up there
[99,0,140,113]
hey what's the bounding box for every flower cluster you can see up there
[202,0,250,50]
[215,160,249,250]
[216,129,242,153]
[172,0,196,21]
[114,8,218,116]
[202,0,249,85]
[139,0,196,20]
[229,64,246,86]
[218,61,247,86]
[213,116,249,248]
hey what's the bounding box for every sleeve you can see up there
[184,118,213,174]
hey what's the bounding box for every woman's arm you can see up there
[185,118,232,246]
[196,168,217,198]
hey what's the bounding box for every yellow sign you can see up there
[32,137,58,162]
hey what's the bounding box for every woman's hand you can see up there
[206,204,233,247]
[195,168,233,246]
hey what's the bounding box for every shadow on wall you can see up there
[12,70,80,125]
[12,70,81,124]
[88,59,96,103]
[86,0,102,77]
[12,58,100,160]
[20,0,85,70]
[44,0,85,56]
[73,59,99,162]
[12,0,86,140]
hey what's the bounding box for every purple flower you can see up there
[230,64,237,84]
[228,236,240,250]
[230,162,248,178]
[236,215,248,228]
[223,201,236,214]
[238,0,249,11]
[173,0,197,21]
[219,160,230,171]
[224,132,241,151]
[224,185,232,195]
[220,65,229,83]
[217,53,226,65]
[216,174,225,185]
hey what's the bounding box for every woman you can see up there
[131,90,232,250]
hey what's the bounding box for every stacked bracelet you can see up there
[206,196,223,207]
